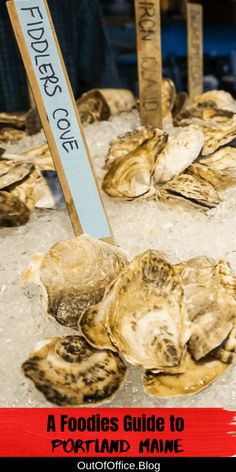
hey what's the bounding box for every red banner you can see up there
[0,408,235,457]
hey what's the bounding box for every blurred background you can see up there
[1,0,236,110]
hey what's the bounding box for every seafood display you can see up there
[22,236,236,405]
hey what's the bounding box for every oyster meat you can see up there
[102,250,190,371]
[175,257,236,360]
[23,234,128,329]
[154,125,205,184]
[103,128,167,199]
[22,335,127,406]
[0,190,30,226]
[143,351,228,397]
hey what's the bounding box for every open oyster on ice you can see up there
[22,335,127,406]
[23,234,128,329]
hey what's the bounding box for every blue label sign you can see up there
[14,0,111,239]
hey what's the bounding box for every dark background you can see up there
[1,0,236,111]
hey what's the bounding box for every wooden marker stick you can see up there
[187,3,203,100]
[7,0,114,244]
[135,0,163,128]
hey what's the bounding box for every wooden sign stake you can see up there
[7,0,114,244]
[187,3,203,101]
[135,0,163,128]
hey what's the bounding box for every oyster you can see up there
[4,144,54,171]
[0,127,27,144]
[174,105,234,128]
[103,250,190,371]
[103,128,167,199]
[201,115,236,156]
[193,90,236,113]
[175,257,236,360]
[154,125,205,184]
[143,352,228,397]
[22,335,127,406]
[0,111,27,129]
[216,326,236,364]
[199,146,236,175]
[0,160,34,190]
[186,163,236,191]
[158,173,221,210]
[105,127,164,168]
[0,190,30,226]
[23,234,128,328]
[77,89,110,124]
[10,169,55,210]
[99,89,136,115]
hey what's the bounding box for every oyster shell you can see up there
[172,92,188,118]
[193,90,236,113]
[0,127,27,144]
[0,190,30,226]
[23,234,128,329]
[4,144,54,172]
[215,326,236,364]
[143,352,228,397]
[158,173,221,210]
[199,146,236,175]
[154,125,205,184]
[10,168,55,210]
[22,335,127,406]
[0,111,27,129]
[103,128,167,199]
[175,257,236,360]
[105,127,164,168]
[77,90,110,124]
[99,89,136,115]
[186,163,236,191]
[202,115,236,156]
[174,105,234,128]
[26,108,42,135]
[0,160,34,190]
[103,250,190,371]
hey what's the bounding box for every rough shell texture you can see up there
[175,257,236,360]
[199,146,236,175]
[3,144,54,172]
[103,128,167,199]
[0,190,30,226]
[77,90,110,124]
[11,169,55,210]
[174,105,234,128]
[0,111,27,129]
[104,250,190,371]
[186,163,236,191]
[99,89,136,115]
[159,173,221,210]
[0,160,34,190]
[154,125,205,184]
[193,90,236,113]
[215,326,236,364]
[22,335,127,406]
[23,234,128,329]
[105,127,164,168]
[0,128,27,144]
[201,115,236,156]
[143,352,229,397]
